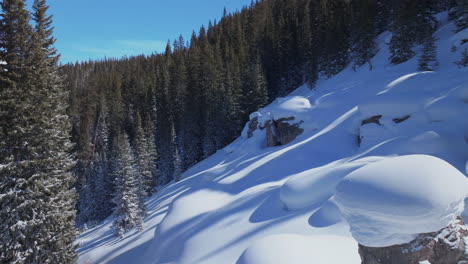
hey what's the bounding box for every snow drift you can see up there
[334,154,468,247]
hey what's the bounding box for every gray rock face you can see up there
[246,116,304,147]
[359,218,468,264]
[264,117,303,147]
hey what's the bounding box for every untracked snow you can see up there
[77,14,468,264]
[236,234,360,264]
[334,155,468,247]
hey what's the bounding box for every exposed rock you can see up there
[265,117,303,147]
[265,120,278,147]
[276,117,304,145]
[247,117,259,138]
[361,115,383,126]
[359,218,468,264]
[393,115,411,123]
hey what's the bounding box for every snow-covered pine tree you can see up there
[0,0,77,263]
[92,97,114,222]
[390,0,437,65]
[135,112,154,196]
[456,48,468,67]
[389,0,416,64]
[112,131,144,238]
[418,28,438,71]
[171,121,183,182]
[145,114,161,188]
[351,0,378,70]
[452,0,468,32]
[389,22,415,64]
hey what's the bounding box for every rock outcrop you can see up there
[359,218,468,264]
[246,116,304,147]
[264,117,303,147]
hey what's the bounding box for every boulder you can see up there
[264,117,303,147]
[359,218,468,264]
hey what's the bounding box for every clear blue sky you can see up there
[25,0,253,63]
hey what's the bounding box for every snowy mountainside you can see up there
[77,14,468,264]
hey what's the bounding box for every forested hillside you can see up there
[1,0,467,263]
[66,0,467,228]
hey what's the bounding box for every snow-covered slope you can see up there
[77,13,468,264]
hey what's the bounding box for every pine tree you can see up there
[418,29,438,71]
[456,47,468,67]
[92,97,114,222]
[135,112,154,196]
[171,121,183,182]
[452,0,468,32]
[352,0,378,70]
[145,114,160,188]
[112,132,144,238]
[0,0,77,262]
[388,0,416,64]
[389,0,437,65]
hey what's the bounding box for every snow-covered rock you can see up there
[334,155,468,247]
[359,218,468,264]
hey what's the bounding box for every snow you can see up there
[236,234,360,264]
[77,16,468,264]
[334,155,468,247]
[280,156,386,211]
[244,96,313,138]
[251,96,312,123]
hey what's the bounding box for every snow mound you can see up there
[280,156,386,210]
[236,234,360,264]
[334,155,468,247]
[250,96,312,125]
[308,200,342,228]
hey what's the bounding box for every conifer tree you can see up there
[135,112,154,196]
[352,0,378,70]
[0,0,77,262]
[145,114,160,188]
[112,132,144,238]
[92,97,114,222]
[456,48,468,67]
[418,29,438,71]
[453,0,468,32]
[389,24,415,64]
[171,121,183,182]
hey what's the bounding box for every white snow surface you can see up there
[236,234,360,264]
[77,15,468,264]
[334,155,468,247]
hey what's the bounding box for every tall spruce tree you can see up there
[0,0,77,263]
[418,28,438,71]
[389,1,416,64]
[135,112,154,196]
[351,0,378,70]
[112,132,144,238]
[171,120,183,182]
[452,0,468,32]
[145,114,160,188]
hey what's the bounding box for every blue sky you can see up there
[25,0,252,63]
